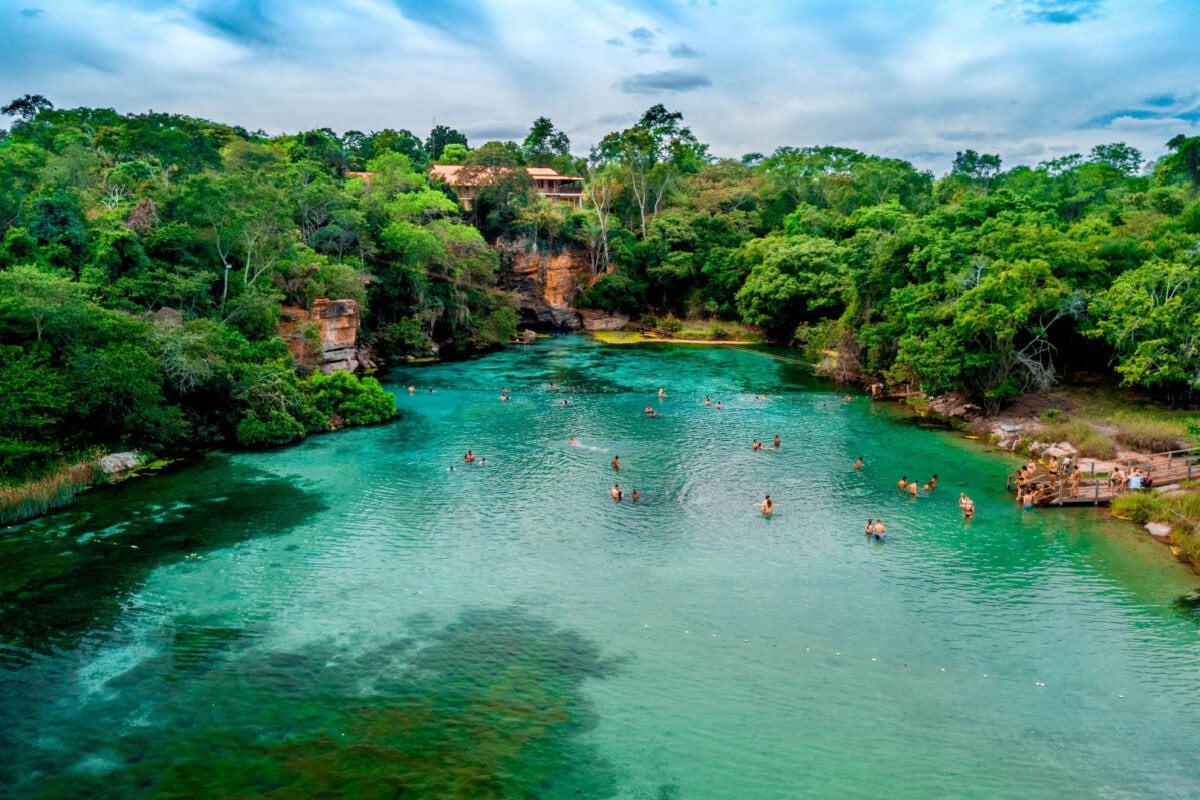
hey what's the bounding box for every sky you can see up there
[2,0,1199,174]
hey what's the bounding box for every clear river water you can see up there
[2,335,1199,799]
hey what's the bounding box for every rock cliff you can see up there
[500,241,594,330]
[283,298,370,373]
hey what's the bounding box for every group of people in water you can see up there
[431,381,980,530]
[897,474,939,497]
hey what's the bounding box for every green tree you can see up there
[426,125,468,162]
[522,117,571,167]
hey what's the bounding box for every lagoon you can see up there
[1,336,1198,798]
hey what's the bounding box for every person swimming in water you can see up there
[658,386,666,399]
[644,406,656,416]
[909,482,918,498]
[872,519,886,540]
[500,394,509,401]
[704,395,711,406]
[854,456,863,470]
[464,450,475,463]
[408,385,416,394]
[752,439,762,451]
[761,495,773,516]
[632,488,640,502]
[898,476,909,490]
[959,492,975,519]
[923,474,938,492]
[715,401,722,410]
[612,455,621,470]
[611,484,623,501]
[569,437,579,445]
[773,435,781,449]
[865,518,874,536]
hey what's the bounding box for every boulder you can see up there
[925,393,982,420]
[579,309,630,331]
[99,452,140,475]
[1145,522,1172,539]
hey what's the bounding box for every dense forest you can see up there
[2,93,1199,486]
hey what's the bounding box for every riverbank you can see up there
[902,387,1200,572]
[0,452,182,527]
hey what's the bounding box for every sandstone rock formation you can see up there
[501,241,593,330]
[283,298,366,373]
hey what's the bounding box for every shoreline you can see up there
[893,391,1200,573]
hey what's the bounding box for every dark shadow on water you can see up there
[0,456,328,660]
[1173,591,1200,621]
[16,607,621,799]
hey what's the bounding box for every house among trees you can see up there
[429,165,583,209]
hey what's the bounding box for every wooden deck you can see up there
[1007,448,1200,506]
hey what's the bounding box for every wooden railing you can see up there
[1008,447,1200,506]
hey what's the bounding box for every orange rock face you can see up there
[283,298,362,373]
[504,244,593,329]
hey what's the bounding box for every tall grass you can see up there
[1113,482,1200,571]
[1037,420,1118,460]
[0,460,104,526]
[1113,419,1189,453]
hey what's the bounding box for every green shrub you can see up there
[300,371,395,429]
[1039,409,1064,422]
[236,411,307,447]
[660,315,683,333]
[1111,492,1158,525]
[640,314,659,329]
[1169,529,1200,569]
[711,325,730,341]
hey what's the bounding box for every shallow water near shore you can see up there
[2,335,1198,799]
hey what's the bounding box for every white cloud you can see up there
[1,0,1198,173]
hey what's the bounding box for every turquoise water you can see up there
[2,335,1199,799]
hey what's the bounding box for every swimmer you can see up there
[408,385,416,394]
[872,519,886,540]
[909,482,918,498]
[854,456,863,470]
[645,406,656,416]
[480,457,487,466]
[500,394,509,401]
[842,395,853,402]
[548,381,555,388]
[632,488,640,502]
[959,492,975,519]
[761,495,773,516]
[561,400,569,406]
[898,476,909,490]
[611,484,623,501]
[502,387,511,394]
[658,387,666,399]
[715,401,722,410]
[923,474,938,492]
[428,388,435,394]
[753,439,762,451]
[773,435,781,449]
[865,518,874,536]
[464,450,475,463]
[704,395,711,406]
[612,455,621,470]
[569,437,579,446]
[448,465,456,472]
